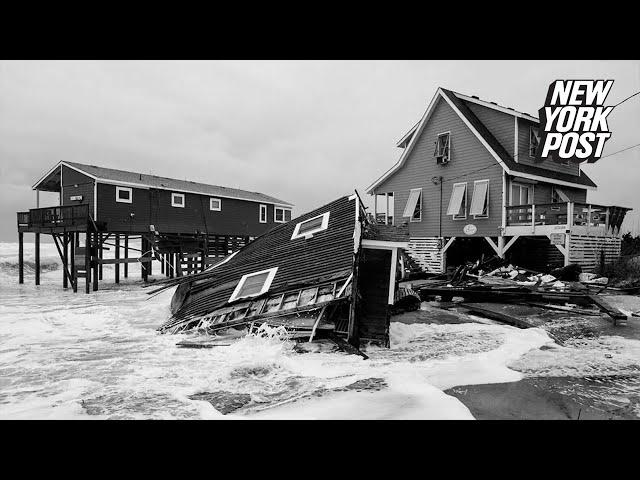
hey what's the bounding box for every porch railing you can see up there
[17,204,90,229]
[506,202,628,231]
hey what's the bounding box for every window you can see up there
[433,132,451,164]
[529,126,540,157]
[210,198,221,211]
[259,204,267,223]
[291,212,330,240]
[402,188,422,222]
[171,193,185,208]
[470,180,489,218]
[274,206,292,223]
[447,182,467,219]
[116,186,132,204]
[229,267,278,302]
[510,182,533,206]
[551,187,570,203]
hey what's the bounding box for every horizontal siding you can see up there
[375,96,504,237]
[61,165,94,217]
[569,235,621,272]
[466,102,515,157]
[406,237,444,273]
[96,183,283,235]
[516,118,581,176]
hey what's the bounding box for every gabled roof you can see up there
[371,87,597,193]
[34,160,294,207]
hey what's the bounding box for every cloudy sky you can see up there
[1,60,639,241]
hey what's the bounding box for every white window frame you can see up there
[449,182,468,220]
[115,186,132,204]
[171,192,185,208]
[529,126,540,157]
[229,267,278,302]
[291,212,330,240]
[410,188,422,223]
[434,131,451,163]
[259,204,267,223]
[210,197,222,211]
[274,206,291,223]
[509,182,534,206]
[471,179,490,219]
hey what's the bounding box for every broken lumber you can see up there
[587,294,628,325]
[329,333,369,359]
[458,303,535,329]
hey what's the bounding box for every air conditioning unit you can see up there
[436,155,449,165]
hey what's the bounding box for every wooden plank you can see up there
[588,294,627,324]
[18,231,24,284]
[115,233,120,284]
[458,303,535,329]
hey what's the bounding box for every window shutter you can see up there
[470,181,489,216]
[402,189,422,217]
[447,183,467,216]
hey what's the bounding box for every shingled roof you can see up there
[35,160,294,206]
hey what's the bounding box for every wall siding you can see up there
[466,102,515,157]
[516,117,581,176]
[96,183,282,235]
[375,97,504,238]
[61,165,95,216]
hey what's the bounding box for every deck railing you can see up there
[506,202,627,232]
[17,204,90,229]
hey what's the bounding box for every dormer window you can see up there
[171,192,185,208]
[291,212,330,240]
[529,126,540,157]
[210,198,221,211]
[116,186,132,204]
[434,132,450,164]
[229,267,278,302]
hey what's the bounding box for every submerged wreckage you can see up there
[153,194,409,348]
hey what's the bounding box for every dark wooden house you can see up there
[367,88,631,273]
[17,161,293,293]
[157,194,409,347]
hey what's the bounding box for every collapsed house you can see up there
[155,194,409,348]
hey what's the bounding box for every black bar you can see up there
[85,231,90,294]
[63,233,68,288]
[92,231,99,292]
[71,232,77,293]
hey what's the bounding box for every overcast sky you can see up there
[1,60,639,242]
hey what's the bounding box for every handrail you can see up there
[506,202,626,230]
[17,204,90,229]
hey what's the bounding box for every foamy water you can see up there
[1,241,639,419]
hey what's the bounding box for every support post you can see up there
[70,232,77,293]
[18,231,24,284]
[98,233,103,280]
[92,231,98,292]
[347,250,361,349]
[385,193,389,225]
[497,236,505,258]
[160,251,165,275]
[85,231,90,294]
[169,253,174,279]
[115,233,120,284]
[34,232,40,286]
[124,235,128,278]
[63,232,68,288]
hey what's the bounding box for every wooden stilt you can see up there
[85,231,90,294]
[63,232,69,288]
[147,237,153,277]
[347,250,361,349]
[18,231,24,284]
[124,235,128,278]
[115,233,120,284]
[34,232,40,286]
[169,252,174,279]
[160,252,165,275]
[71,232,77,293]
[92,231,98,292]
[98,233,103,280]
[141,236,149,282]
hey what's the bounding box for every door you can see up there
[357,248,392,345]
[510,182,533,206]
